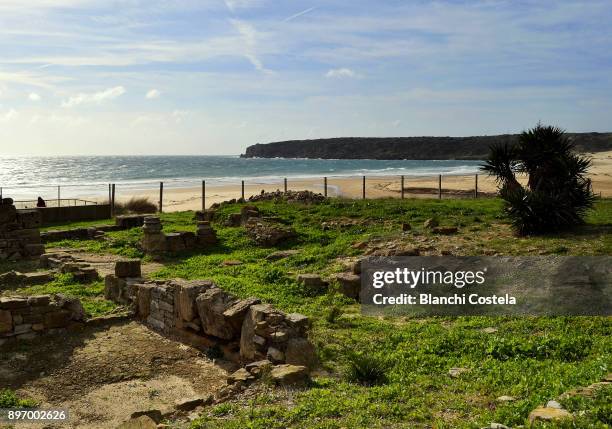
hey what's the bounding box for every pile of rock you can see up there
[244,218,296,247]
[0,198,44,261]
[141,216,218,256]
[0,294,84,342]
[40,252,99,283]
[247,190,326,205]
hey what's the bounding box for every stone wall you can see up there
[0,294,84,343]
[0,198,44,261]
[33,204,111,226]
[104,260,316,367]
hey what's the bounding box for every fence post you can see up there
[438,175,442,200]
[362,176,366,200]
[474,174,478,199]
[284,178,287,193]
[0,187,2,199]
[202,180,206,211]
[111,184,116,217]
[241,180,245,200]
[324,177,328,197]
[401,175,405,199]
[57,185,61,208]
[108,183,111,204]
[159,182,164,213]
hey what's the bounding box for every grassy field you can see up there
[6,197,611,428]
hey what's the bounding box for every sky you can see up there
[0,0,611,155]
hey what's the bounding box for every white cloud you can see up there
[231,19,273,74]
[29,92,41,101]
[325,68,358,79]
[62,86,125,107]
[0,109,18,121]
[146,89,160,99]
[224,0,265,12]
[284,7,317,22]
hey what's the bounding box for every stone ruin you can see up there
[40,252,100,283]
[141,216,218,256]
[221,205,297,247]
[0,198,44,261]
[104,259,317,370]
[0,294,84,343]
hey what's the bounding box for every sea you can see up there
[0,156,483,199]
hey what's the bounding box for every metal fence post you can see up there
[284,178,287,193]
[57,186,61,208]
[111,184,116,217]
[401,175,405,199]
[438,175,442,200]
[202,180,206,211]
[362,176,366,200]
[324,177,328,197]
[474,174,478,199]
[159,182,164,213]
[241,180,245,200]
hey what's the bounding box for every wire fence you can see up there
[1,172,604,214]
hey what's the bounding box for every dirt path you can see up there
[1,320,233,428]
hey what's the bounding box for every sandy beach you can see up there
[93,150,612,212]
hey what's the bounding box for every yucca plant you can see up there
[482,123,595,235]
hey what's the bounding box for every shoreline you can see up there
[7,150,612,212]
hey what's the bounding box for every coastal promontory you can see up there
[241,133,612,160]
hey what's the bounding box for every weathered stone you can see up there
[221,260,242,266]
[129,410,162,424]
[240,304,280,361]
[194,209,216,222]
[401,222,412,231]
[14,323,32,334]
[245,219,296,247]
[270,364,309,386]
[285,313,310,331]
[245,359,272,376]
[165,233,186,252]
[351,259,362,275]
[228,368,252,383]
[196,288,241,340]
[135,284,154,319]
[528,407,573,423]
[266,347,285,363]
[115,259,142,278]
[174,397,209,412]
[176,280,215,322]
[27,295,50,306]
[0,297,28,310]
[285,338,317,369]
[336,273,361,301]
[55,294,85,321]
[44,310,72,328]
[482,327,498,334]
[0,310,12,333]
[296,274,328,294]
[226,213,242,227]
[496,395,516,403]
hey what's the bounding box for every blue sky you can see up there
[0,0,611,155]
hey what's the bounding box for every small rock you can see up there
[528,407,573,423]
[603,373,612,382]
[266,250,300,261]
[267,346,285,363]
[270,364,309,386]
[546,400,562,409]
[228,368,252,383]
[245,360,273,376]
[424,218,439,229]
[174,396,212,412]
[352,241,368,249]
[130,410,162,424]
[448,367,470,378]
[401,222,411,231]
[496,395,516,402]
[482,327,498,334]
[221,260,242,266]
[488,424,511,429]
[432,226,458,235]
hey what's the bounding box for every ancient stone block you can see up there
[176,280,215,322]
[270,364,309,386]
[0,297,28,310]
[336,273,361,301]
[0,310,12,333]
[196,288,244,340]
[44,310,72,329]
[116,214,147,229]
[296,274,328,294]
[165,233,186,253]
[285,338,318,369]
[115,259,142,278]
[27,295,50,306]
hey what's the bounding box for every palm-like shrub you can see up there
[482,124,595,235]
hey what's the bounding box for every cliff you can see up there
[241,133,612,160]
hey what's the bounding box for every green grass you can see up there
[17,197,612,427]
[0,389,37,408]
[7,273,118,317]
[40,218,114,232]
